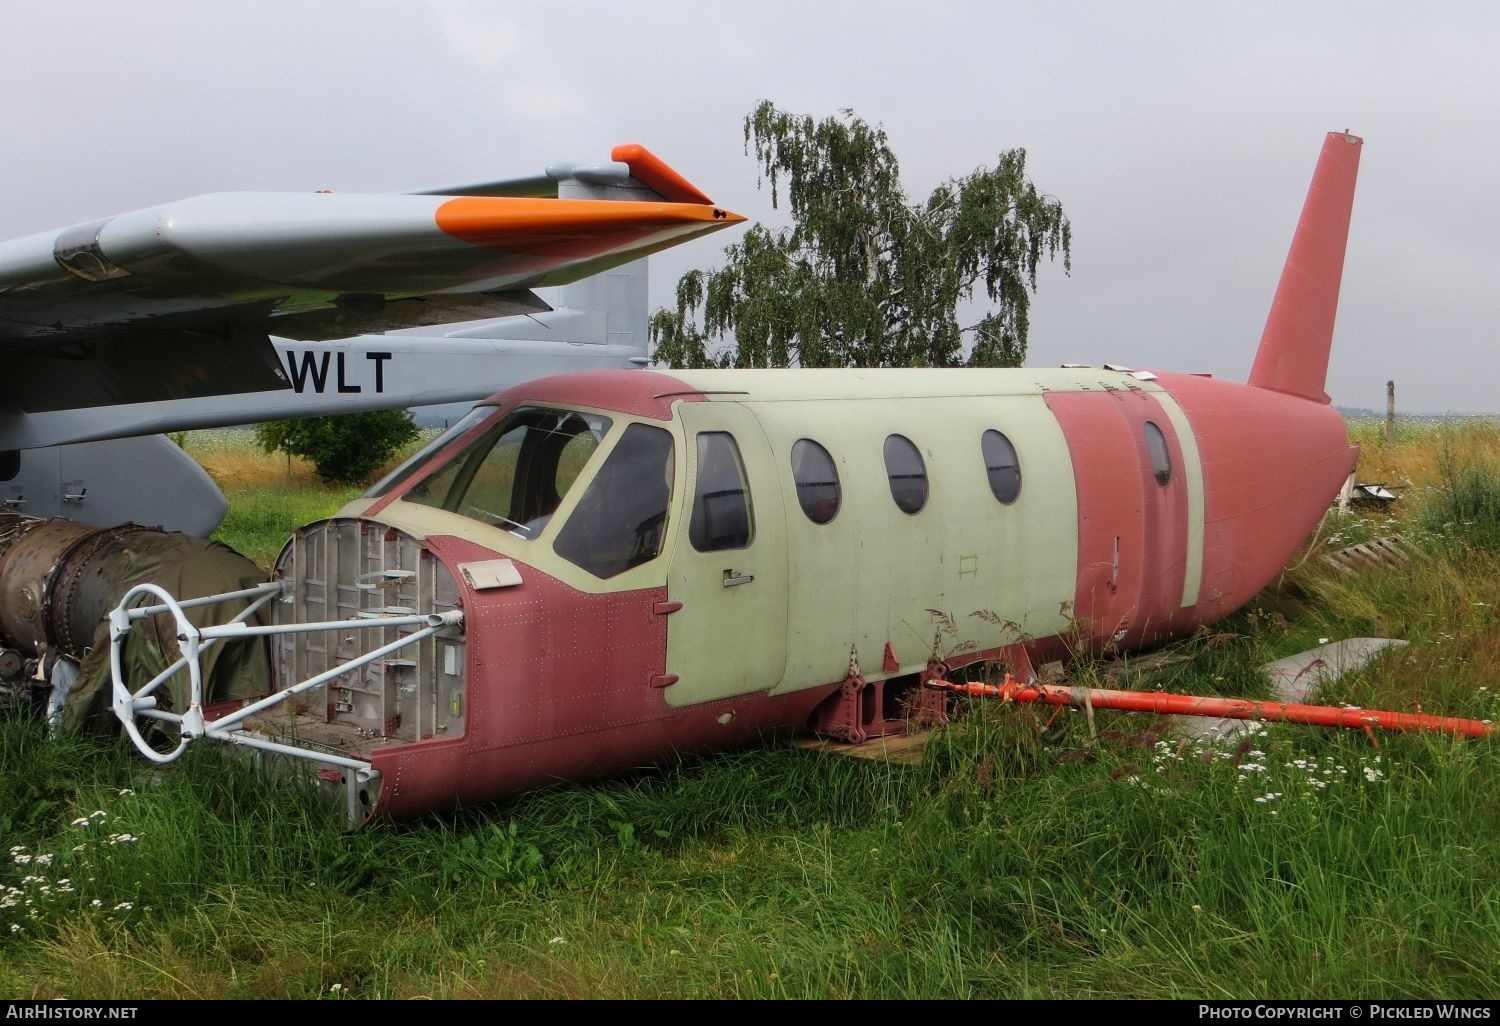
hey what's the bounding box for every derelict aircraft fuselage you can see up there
[4,133,1365,826]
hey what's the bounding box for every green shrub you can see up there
[254,410,419,486]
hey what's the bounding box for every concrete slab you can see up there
[1178,637,1408,743]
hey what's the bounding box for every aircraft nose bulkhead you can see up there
[271,517,469,822]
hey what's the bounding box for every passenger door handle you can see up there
[722,570,754,588]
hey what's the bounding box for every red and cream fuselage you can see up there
[286,364,1353,821]
[266,131,1363,823]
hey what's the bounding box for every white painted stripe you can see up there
[1146,389,1205,608]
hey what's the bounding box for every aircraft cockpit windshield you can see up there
[400,406,613,538]
[363,407,493,499]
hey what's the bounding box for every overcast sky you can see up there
[4,1,1495,414]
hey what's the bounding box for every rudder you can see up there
[1248,131,1362,404]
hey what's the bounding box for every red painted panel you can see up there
[1153,372,1355,620]
[1045,388,1191,650]
[481,369,701,422]
[1134,404,1192,640]
[368,533,828,819]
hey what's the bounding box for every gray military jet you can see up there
[0,145,743,533]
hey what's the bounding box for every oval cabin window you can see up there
[791,438,840,524]
[883,434,928,515]
[981,430,1021,504]
[1144,421,1172,486]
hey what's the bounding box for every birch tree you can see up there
[651,101,1071,369]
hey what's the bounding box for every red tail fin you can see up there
[1248,131,1362,404]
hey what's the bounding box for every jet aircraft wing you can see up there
[0,145,742,417]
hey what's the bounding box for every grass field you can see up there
[178,428,440,569]
[0,419,1496,999]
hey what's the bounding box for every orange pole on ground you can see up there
[927,677,1494,739]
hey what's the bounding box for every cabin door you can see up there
[661,402,789,707]
[1044,389,1191,649]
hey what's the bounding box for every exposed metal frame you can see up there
[108,581,464,822]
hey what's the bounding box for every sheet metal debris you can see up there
[1321,533,1411,575]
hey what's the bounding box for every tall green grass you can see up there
[175,427,437,569]
[0,422,1496,999]
[1417,422,1500,552]
[1,664,1494,998]
[214,486,361,570]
